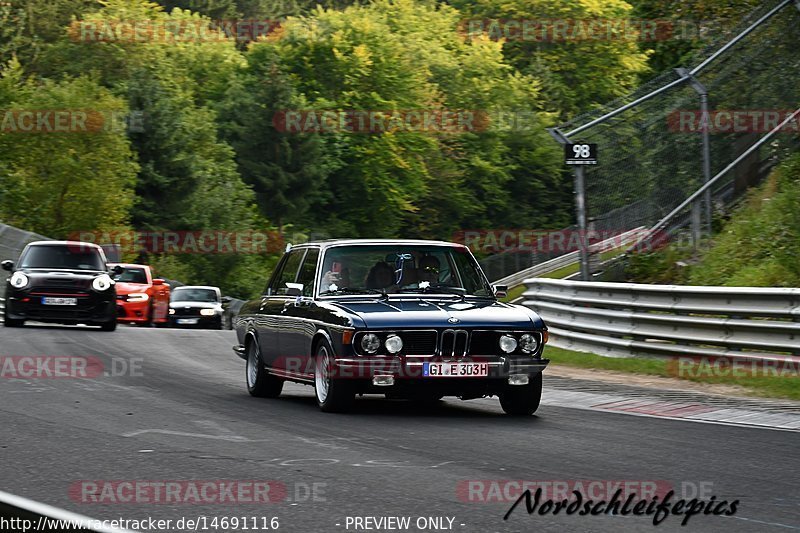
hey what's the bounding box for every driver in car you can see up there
[417,255,440,285]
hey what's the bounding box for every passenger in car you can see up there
[417,255,441,284]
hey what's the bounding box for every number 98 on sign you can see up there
[564,143,598,165]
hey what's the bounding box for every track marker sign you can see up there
[565,143,598,165]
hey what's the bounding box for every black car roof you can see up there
[289,239,467,250]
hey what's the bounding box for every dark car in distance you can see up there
[169,285,224,329]
[233,239,549,414]
[2,241,119,330]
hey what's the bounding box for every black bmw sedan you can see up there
[2,241,118,330]
[233,239,549,415]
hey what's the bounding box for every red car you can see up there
[110,263,170,326]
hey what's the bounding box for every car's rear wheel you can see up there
[99,319,117,332]
[246,340,283,398]
[499,373,542,416]
[314,340,353,413]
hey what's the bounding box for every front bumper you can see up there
[332,356,548,378]
[116,299,150,323]
[334,356,548,397]
[169,314,222,329]
[5,290,115,324]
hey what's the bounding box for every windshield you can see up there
[170,287,219,303]
[112,267,148,284]
[19,244,105,271]
[318,245,492,297]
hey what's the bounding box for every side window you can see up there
[296,249,319,297]
[269,250,305,296]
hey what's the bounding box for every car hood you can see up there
[115,282,150,294]
[330,298,542,329]
[169,300,221,310]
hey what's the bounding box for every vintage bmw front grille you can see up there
[439,329,468,358]
[401,330,438,355]
[468,331,498,355]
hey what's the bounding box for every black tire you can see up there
[3,311,24,328]
[246,339,283,398]
[100,319,117,331]
[314,339,354,413]
[499,373,542,416]
[143,303,154,327]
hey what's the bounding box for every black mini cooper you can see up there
[233,239,549,414]
[2,241,119,330]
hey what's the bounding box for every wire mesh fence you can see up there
[481,0,800,282]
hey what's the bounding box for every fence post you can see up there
[575,165,591,281]
[677,67,712,238]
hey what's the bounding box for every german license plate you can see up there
[41,297,77,306]
[176,318,198,325]
[423,362,489,377]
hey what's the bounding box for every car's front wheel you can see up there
[99,319,117,332]
[246,340,283,398]
[3,311,24,328]
[314,340,353,413]
[499,373,542,416]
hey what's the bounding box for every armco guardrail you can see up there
[0,489,138,532]
[493,227,646,286]
[523,278,800,361]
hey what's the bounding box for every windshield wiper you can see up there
[320,287,387,298]
[398,285,467,295]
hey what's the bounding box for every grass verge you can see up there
[544,345,800,401]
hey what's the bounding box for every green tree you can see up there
[0,72,138,237]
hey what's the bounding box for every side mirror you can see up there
[285,282,303,297]
[152,278,165,286]
[493,284,508,299]
[221,295,232,304]
[111,265,124,275]
[1,260,13,271]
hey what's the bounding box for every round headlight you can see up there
[169,308,175,315]
[499,334,517,354]
[360,333,380,354]
[519,333,539,354]
[92,274,113,292]
[385,334,403,354]
[10,272,29,289]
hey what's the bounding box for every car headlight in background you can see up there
[10,272,29,289]
[519,333,539,354]
[360,333,380,354]
[92,274,113,292]
[499,334,517,354]
[200,309,217,316]
[168,308,175,315]
[385,334,403,354]
[127,293,149,302]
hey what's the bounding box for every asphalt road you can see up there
[0,325,797,533]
